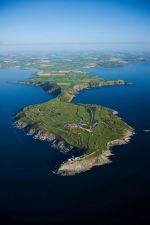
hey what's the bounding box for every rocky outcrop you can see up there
[34,82,61,95]
[15,120,73,152]
[25,80,129,103]
[31,80,128,101]
[22,81,61,95]
[40,83,61,95]
[57,151,112,176]
[63,80,129,103]
[14,120,28,129]
[15,117,134,176]
[57,130,134,176]
[108,130,134,147]
[72,80,128,95]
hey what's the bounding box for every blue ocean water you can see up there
[0,63,150,225]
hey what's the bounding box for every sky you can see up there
[0,0,150,44]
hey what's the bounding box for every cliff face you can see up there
[57,151,112,176]
[72,80,127,95]
[30,80,128,101]
[39,83,61,95]
[15,78,133,176]
[61,80,128,103]
[15,120,73,152]
[57,130,134,176]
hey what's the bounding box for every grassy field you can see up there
[17,99,130,154]
[21,70,125,102]
[16,69,132,156]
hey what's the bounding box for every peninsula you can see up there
[15,67,133,175]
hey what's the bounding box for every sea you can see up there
[0,61,150,225]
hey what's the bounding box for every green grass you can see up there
[16,63,132,157]
[17,99,131,154]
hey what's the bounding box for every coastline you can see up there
[19,78,129,103]
[14,120,74,152]
[15,114,134,176]
[70,80,129,102]
[15,78,133,176]
[57,129,134,176]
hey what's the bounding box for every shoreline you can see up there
[14,118,134,176]
[70,80,129,102]
[15,78,133,176]
[14,120,74,153]
[19,79,130,103]
[57,129,134,176]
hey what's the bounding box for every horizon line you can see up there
[1,41,150,46]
